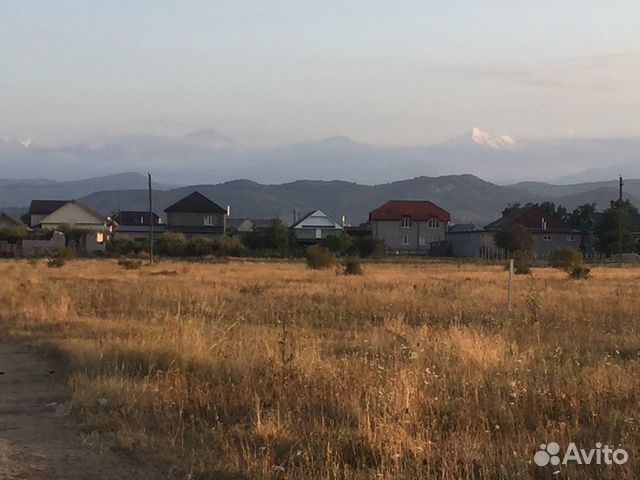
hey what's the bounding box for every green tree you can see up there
[494,224,533,254]
[568,203,597,228]
[156,232,188,256]
[320,233,354,256]
[594,199,637,255]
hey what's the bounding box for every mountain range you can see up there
[2,172,638,227]
[3,128,640,185]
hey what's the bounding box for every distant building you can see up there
[28,200,70,227]
[164,191,227,239]
[112,210,165,242]
[0,211,26,230]
[448,205,585,258]
[227,218,275,237]
[27,199,109,252]
[369,200,450,253]
[291,209,343,244]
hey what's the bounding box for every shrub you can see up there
[549,248,583,271]
[108,238,137,256]
[342,257,363,275]
[321,234,354,256]
[514,252,531,275]
[218,236,246,257]
[118,258,143,270]
[570,266,591,279]
[188,237,214,256]
[353,236,385,258]
[306,245,334,269]
[47,246,75,268]
[156,233,188,256]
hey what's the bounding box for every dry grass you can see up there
[0,258,638,479]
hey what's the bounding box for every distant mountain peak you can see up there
[318,136,358,146]
[19,138,33,149]
[183,129,235,148]
[471,127,516,149]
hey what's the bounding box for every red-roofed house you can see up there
[369,200,451,253]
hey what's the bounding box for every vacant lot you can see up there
[0,259,638,479]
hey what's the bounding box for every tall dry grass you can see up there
[0,258,638,479]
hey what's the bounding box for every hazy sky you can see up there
[2,1,640,146]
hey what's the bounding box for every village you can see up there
[0,188,632,261]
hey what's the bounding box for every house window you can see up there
[96,232,104,244]
[315,228,322,239]
[419,236,427,246]
[543,235,552,241]
[400,217,412,229]
[427,218,439,229]
[401,235,409,246]
[203,215,214,226]
[566,235,575,242]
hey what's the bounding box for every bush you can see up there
[218,236,246,257]
[188,237,214,256]
[156,232,188,256]
[118,258,143,270]
[306,245,334,269]
[570,266,591,279]
[342,257,363,275]
[320,234,354,256]
[47,246,75,268]
[108,238,137,256]
[549,248,583,271]
[514,252,531,275]
[353,236,385,258]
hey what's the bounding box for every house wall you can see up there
[294,227,343,242]
[22,233,66,256]
[531,232,581,256]
[167,212,225,227]
[37,203,106,231]
[371,219,446,253]
[447,231,501,258]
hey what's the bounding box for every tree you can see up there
[502,203,522,216]
[568,203,597,228]
[494,224,533,254]
[594,199,637,255]
[156,232,188,256]
[320,233,354,256]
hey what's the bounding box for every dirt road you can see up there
[0,342,163,480]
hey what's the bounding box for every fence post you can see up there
[508,258,514,311]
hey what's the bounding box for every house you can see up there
[28,199,110,252]
[369,200,450,253]
[112,210,166,242]
[227,218,275,237]
[0,211,26,230]
[164,191,227,239]
[291,209,343,244]
[447,206,585,258]
[29,200,70,227]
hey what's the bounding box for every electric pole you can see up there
[618,175,624,264]
[148,172,154,264]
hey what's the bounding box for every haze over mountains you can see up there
[2,128,640,185]
[2,172,639,227]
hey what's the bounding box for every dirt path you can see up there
[0,342,164,480]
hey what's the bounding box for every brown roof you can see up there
[484,206,575,232]
[165,191,226,214]
[29,200,70,215]
[369,200,451,222]
[0,211,26,228]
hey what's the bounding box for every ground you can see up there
[0,342,163,480]
[0,258,638,479]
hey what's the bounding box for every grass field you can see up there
[0,258,638,479]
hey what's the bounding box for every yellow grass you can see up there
[0,259,638,479]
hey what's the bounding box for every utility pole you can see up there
[148,172,154,264]
[618,175,624,264]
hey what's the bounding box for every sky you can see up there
[2,0,640,147]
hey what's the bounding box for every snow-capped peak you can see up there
[471,127,515,149]
[19,138,32,149]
